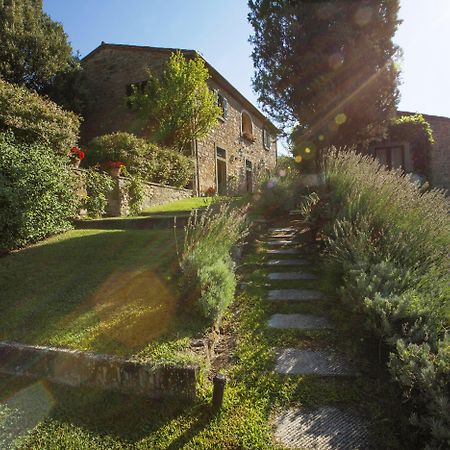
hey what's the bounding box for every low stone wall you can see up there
[0,341,199,400]
[107,177,193,216]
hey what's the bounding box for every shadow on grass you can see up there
[0,374,212,448]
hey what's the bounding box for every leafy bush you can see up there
[0,132,78,252]
[0,79,80,154]
[252,171,302,217]
[305,149,449,448]
[124,174,145,216]
[86,132,193,188]
[81,168,115,218]
[181,203,249,323]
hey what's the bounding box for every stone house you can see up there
[368,112,450,192]
[81,42,278,195]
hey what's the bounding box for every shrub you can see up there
[87,132,193,188]
[0,79,80,154]
[181,202,249,323]
[86,132,148,172]
[0,132,78,252]
[305,149,449,448]
[81,168,115,218]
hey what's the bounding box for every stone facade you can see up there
[81,43,278,196]
[424,114,450,192]
[368,112,450,193]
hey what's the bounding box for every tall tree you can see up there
[248,0,401,152]
[128,51,221,151]
[0,0,72,91]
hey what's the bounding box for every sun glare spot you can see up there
[294,155,302,163]
[305,147,311,154]
[335,113,347,125]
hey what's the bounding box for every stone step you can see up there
[269,227,296,233]
[275,348,355,376]
[267,240,300,246]
[266,259,308,267]
[274,406,373,449]
[266,248,302,255]
[268,272,318,280]
[268,314,331,330]
[269,233,297,239]
[268,289,323,301]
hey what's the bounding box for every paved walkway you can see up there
[263,220,374,449]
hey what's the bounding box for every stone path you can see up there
[262,218,373,448]
[268,314,330,330]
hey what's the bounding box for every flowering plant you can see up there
[70,146,85,161]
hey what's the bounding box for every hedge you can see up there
[0,133,78,252]
[0,79,80,155]
[86,132,193,188]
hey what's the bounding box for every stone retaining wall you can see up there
[0,341,199,400]
[107,177,192,216]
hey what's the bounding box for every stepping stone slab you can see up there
[268,289,324,301]
[275,348,354,376]
[269,234,297,239]
[274,406,373,449]
[267,240,299,246]
[268,314,331,330]
[266,259,308,266]
[270,227,296,233]
[268,272,318,280]
[266,248,301,255]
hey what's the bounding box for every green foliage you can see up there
[248,0,401,148]
[124,174,145,216]
[87,132,193,188]
[0,132,77,252]
[0,78,80,154]
[0,0,72,91]
[306,149,449,447]
[252,171,302,217]
[81,168,115,218]
[181,203,249,323]
[387,113,434,176]
[41,54,88,115]
[128,50,221,150]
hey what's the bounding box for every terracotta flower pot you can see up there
[72,158,81,169]
[109,166,121,177]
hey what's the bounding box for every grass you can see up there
[0,220,411,449]
[0,227,206,366]
[141,197,220,214]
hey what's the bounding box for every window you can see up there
[263,128,271,150]
[125,80,147,109]
[374,145,405,169]
[217,92,228,119]
[241,111,254,141]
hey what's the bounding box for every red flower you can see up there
[70,146,85,160]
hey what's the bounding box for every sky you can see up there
[43,0,450,135]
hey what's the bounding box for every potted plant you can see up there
[70,146,85,168]
[104,161,125,177]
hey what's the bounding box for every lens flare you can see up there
[354,6,373,26]
[335,113,347,125]
[294,155,302,163]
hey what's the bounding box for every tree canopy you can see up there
[128,51,221,151]
[248,0,401,153]
[0,0,72,91]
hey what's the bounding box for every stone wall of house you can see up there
[81,44,278,196]
[106,177,192,217]
[196,79,277,195]
[424,114,450,193]
[0,341,198,400]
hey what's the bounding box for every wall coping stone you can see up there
[0,341,199,400]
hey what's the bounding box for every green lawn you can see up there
[141,196,218,214]
[0,227,206,366]
[0,222,408,449]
